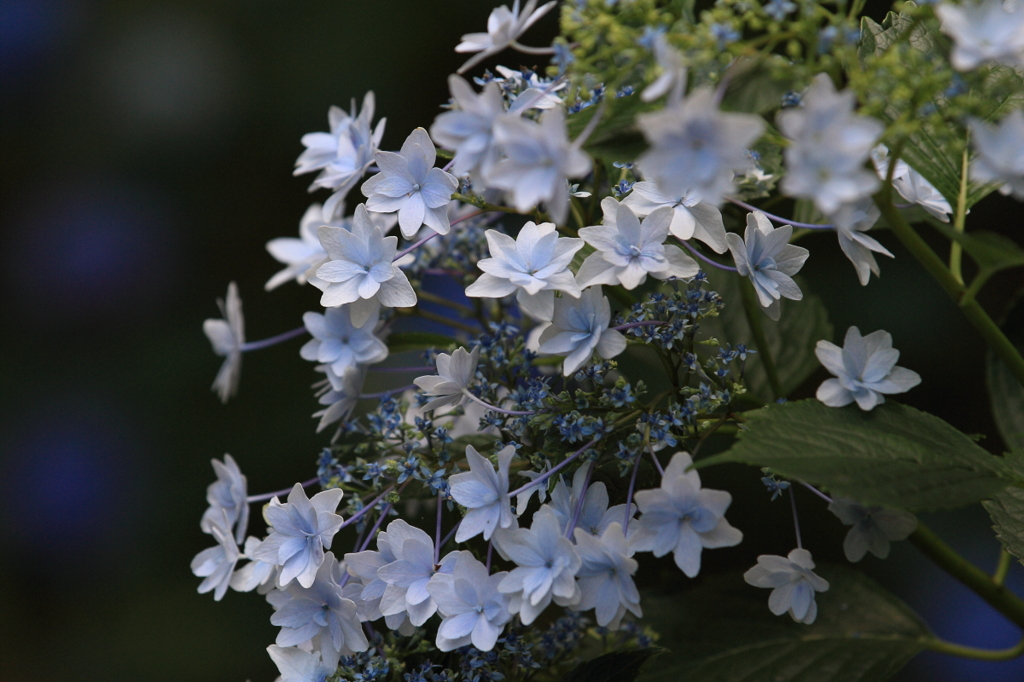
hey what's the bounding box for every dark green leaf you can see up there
[927,225,1024,279]
[641,566,928,682]
[386,332,458,353]
[988,351,1024,453]
[700,272,832,404]
[984,453,1024,567]
[561,648,663,682]
[721,57,797,115]
[697,399,1011,511]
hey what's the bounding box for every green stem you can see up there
[921,635,1024,662]
[994,548,1013,587]
[874,195,1024,388]
[410,309,480,335]
[737,277,782,400]
[909,523,1024,629]
[417,290,476,317]
[949,148,969,286]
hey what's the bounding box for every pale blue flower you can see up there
[636,87,765,206]
[969,110,1024,200]
[203,282,244,403]
[765,0,797,20]
[267,645,333,682]
[815,326,921,411]
[201,454,249,545]
[630,452,742,577]
[300,306,388,378]
[622,181,728,253]
[465,221,583,321]
[266,554,367,668]
[537,286,627,376]
[426,552,512,651]
[344,526,416,633]
[496,505,582,624]
[454,0,557,74]
[829,198,893,286]
[361,128,458,239]
[313,365,365,434]
[230,536,278,594]
[573,522,642,628]
[548,464,635,537]
[641,34,687,104]
[828,498,918,562]
[726,212,809,321]
[376,519,458,627]
[265,203,331,291]
[414,346,480,413]
[253,483,345,588]
[937,0,1024,71]
[191,510,241,601]
[430,75,505,179]
[576,198,698,290]
[450,444,517,542]
[743,548,829,624]
[312,204,416,326]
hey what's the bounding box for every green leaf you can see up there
[927,224,1024,282]
[720,56,797,115]
[984,453,1024,567]
[988,351,1024,453]
[640,566,928,682]
[386,332,458,353]
[561,648,662,682]
[700,272,832,404]
[697,399,1011,511]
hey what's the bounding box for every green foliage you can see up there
[697,399,1013,511]
[560,648,663,682]
[984,452,1024,568]
[639,566,928,682]
[700,272,832,404]
[928,225,1024,291]
[987,347,1024,453]
[386,332,458,353]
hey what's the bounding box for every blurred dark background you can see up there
[0,1,1021,681]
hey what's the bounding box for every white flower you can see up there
[203,281,245,403]
[815,326,922,411]
[361,128,459,239]
[200,454,249,545]
[191,510,241,602]
[230,536,279,594]
[743,548,829,624]
[313,365,365,434]
[300,306,387,378]
[486,108,592,225]
[828,498,918,562]
[636,87,765,206]
[538,286,627,376]
[622,181,729,253]
[414,345,480,413]
[265,204,330,291]
[344,526,420,633]
[629,452,742,577]
[496,505,582,624]
[267,645,334,682]
[576,198,698,290]
[313,204,416,326]
[465,221,583,321]
[778,74,883,214]
[548,464,635,537]
[253,483,345,588]
[937,0,1024,71]
[454,0,557,74]
[573,522,642,629]
[641,33,687,104]
[294,93,386,220]
[266,554,367,668]
[375,519,458,627]
[427,553,513,652]
[969,110,1024,200]
[829,198,893,286]
[430,75,506,179]
[450,444,517,542]
[725,212,809,321]
[871,146,952,222]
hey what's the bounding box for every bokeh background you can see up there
[1,1,1022,681]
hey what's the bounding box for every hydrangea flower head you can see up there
[576,198,699,290]
[726,212,809,320]
[253,483,345,588]
[744,548,829,624]
[454,0,557,74]
[937,0,1024,71]
[203,281,245,403]
[828,497,918,562]
[313,204,416,326]
[465,221,583,320]
[361,128,458,238]
[815,326,921,411]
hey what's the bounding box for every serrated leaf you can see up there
[640,566,928,682]
[700,272,832,403]
[697,399,1011,511]
[986,298,1024,451]
[984,453,1024,567]
[561,648,662,682]
[386,332,458,353]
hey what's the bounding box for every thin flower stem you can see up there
[369,365,435,373]
[510,40,556,55]
[358,502,394,552]
[412,309,481,335]
[565,460,595,539]
[440,520,461,549]
[738,277,782,399]
[462,389,536,416]
[798,480,833,504]
[508,438,598,498]
[623,453,641,534]
[725,197,836,229]
[486,538,494,572]
[418,289,477,317]
[239,326,309,352]
[246,476,319,503]
[647,442,664,476]
[360,385,416,400]
[394,231,440,262]
[921,634,1024,662]
[790,487,803,550]
[338,485,397,531]
[434,492,444,566]
[950,148,969,286]
[613,320,667,331]
[994,548,1013,587]
[572,98,608,148]
[680,240,738,272]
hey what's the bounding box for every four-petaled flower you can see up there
[815,326,921,411]
[253,483,345,588]
[300,306,388,378]
[726,211,809,320]
[449,444,516,542]
[744,548,829,624]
